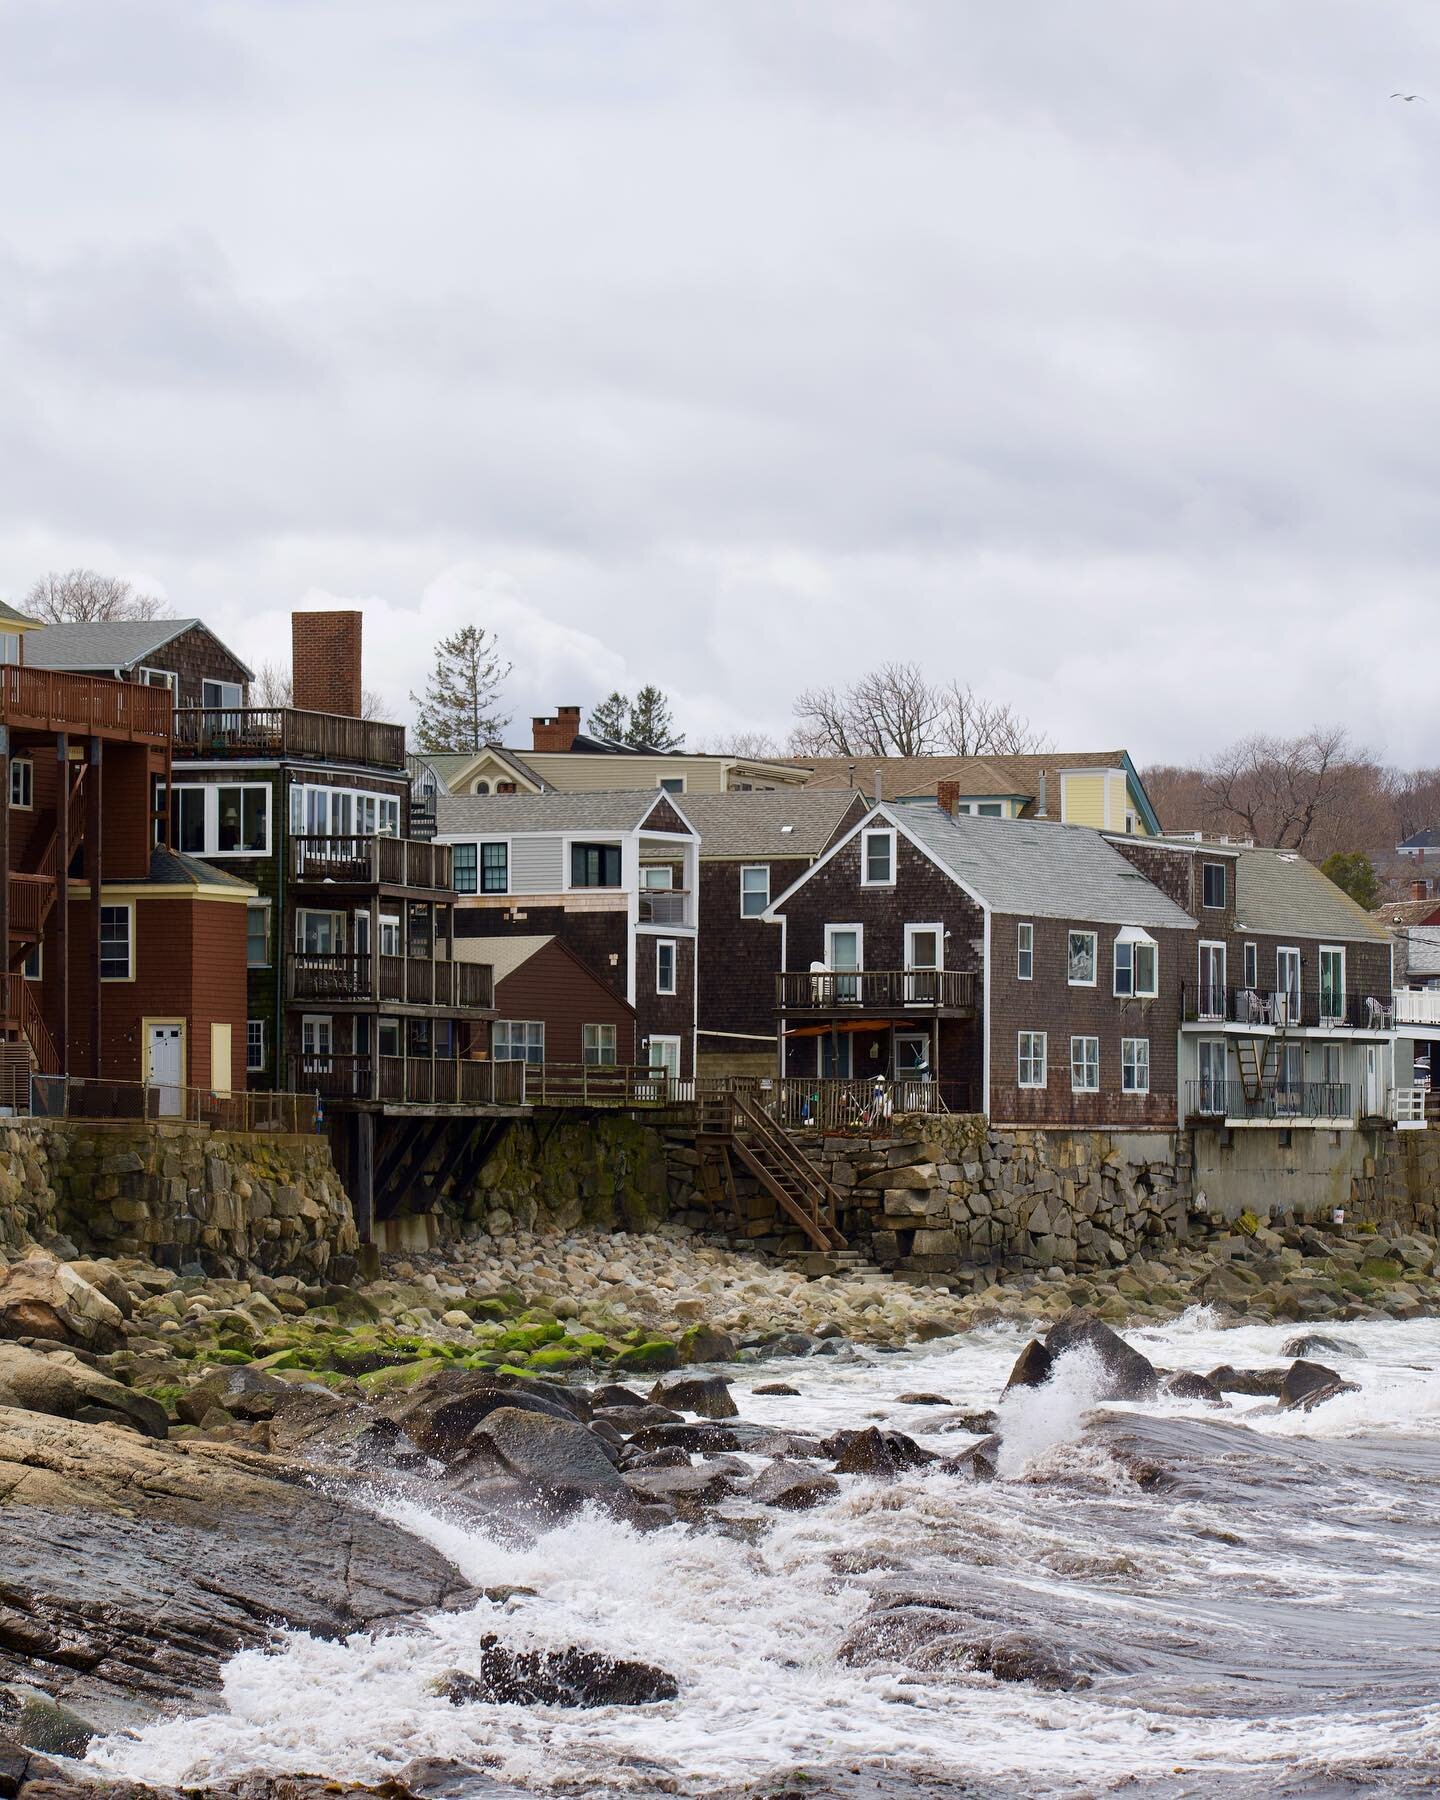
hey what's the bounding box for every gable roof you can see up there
[24,617,255,680]
[415,745,550,794]
[1399,829,1440,850]
[893,806,1195,927]
[452,931,640,1009]
[678,790,867,859]
[435,789,696,837]
[0,601,42,631]
[1372,897,1440,929]
[1234,850,1389,943]
[134,846,257,892]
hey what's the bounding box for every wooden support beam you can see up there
[88,739,102,1080]
[351,1110,374,1243]
[54,735,68,1075]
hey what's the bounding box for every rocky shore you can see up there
[0,1212,1435,1796]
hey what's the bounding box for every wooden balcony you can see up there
[776,968,978,1016]
[1,665,171,745]
[173,706,406,771]
[288,1054,523,1109]
[287,952,493,1010]
[290,835,453,892]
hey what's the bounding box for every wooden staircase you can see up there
[3,765,86,1078]
[699,1084,846,1252]
[1234,1034,1278,1103]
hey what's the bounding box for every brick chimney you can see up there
[1413,878,1431,902]
[936,780,960,818]
[532,705,581,753]
[292,611,363,718]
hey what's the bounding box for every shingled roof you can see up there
[25,618,255,680]
[679,790,866,859]
[799,750,1132,802]
[435,790,695,836]
[1234,850,1390,944]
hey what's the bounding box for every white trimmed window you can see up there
[246,1019,266,1071]
[1122,1038,1150,1094]
[656,939,677,995]
[1018,1031,1047,1088]
[1071,1035,1100,1092]
[246,903,270,968]
[494,1020,544,1064]
[1016,921,1033,981]
[1113,929,1158,997]
[1067,930,1097,986]
[174,782,271,856]
[861,828,896,887]
[583,1023,617,1066]
[1202,861,1227,909]
[1243,941,1258,988]
[8,758,32,810]
[99,903,133,980]
[740,865,770,917]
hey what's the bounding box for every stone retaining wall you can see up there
[0,1121,357,1279]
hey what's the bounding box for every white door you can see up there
[1197,1039,1227,1113]
[1198,944,1226,1020]
[825,926,862,1004]
[1364,1045,1382,1116]
[904,925,942,1005]
[1277,948,1302,1026]
[649,1035,681,1082]
[148,1025,183,1117]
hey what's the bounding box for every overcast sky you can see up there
[1,1,1438,764]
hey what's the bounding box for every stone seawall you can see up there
[0,1121,357,1279]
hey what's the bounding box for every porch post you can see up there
[88,738,102,1079]
[54,734,69,1076]
[352,1110,374,1243]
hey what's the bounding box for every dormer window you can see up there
[861,828,895,887]
[1114,926,1159,997]
[1202,862,1227,909]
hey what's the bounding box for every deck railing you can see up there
[288,953,493,1009]
[638,889,692,926]
[776,969,978,1012]
[1394,989,1440,1028]
[173,706,406,770]
[290,835,454,890]
[29,1076,318,1132]
[1,665,172,743]
[1185,1080,1353,1124]
[1184,983,1393,1031]
[288,1054,522,1107]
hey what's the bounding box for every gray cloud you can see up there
[0,0,1437,764]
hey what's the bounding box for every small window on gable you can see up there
[1202,862,1227,909]
[740,865,770,917]
[861,828,895,887]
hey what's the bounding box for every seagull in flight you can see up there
[1392,91,1427,102]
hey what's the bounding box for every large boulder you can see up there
[0,1255,126,1350]
[1162,1371,1226,1406]
[176,1365,299,1426]
[444,1406,627,1513]
[1043,1309,1157,1400]
[648,1374,739,1420]
[1279,1359,1359,1412]
[0,1408,474,1734]
[0,1343,167,1439]
[392,1378,581,1461]
[820,1427,936,1479]
[1206,1365,1288,1397]
[746,1457,839,1511]
[1002,1339,1054,1393]
[435,1637,677,1707]
[839,1601,1088,1690]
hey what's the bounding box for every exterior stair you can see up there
[722,1088,847,1252]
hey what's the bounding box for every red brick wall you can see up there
[532,707,581,752]
[292,612,362,718]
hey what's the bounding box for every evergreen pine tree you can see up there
[410,625,511,752]
[588,691,630,743]
[627,684,683,750]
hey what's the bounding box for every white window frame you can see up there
[296,908,345,954]
[976,801,1004,817]
[657,776,686,794]
[583,1022,618,1065]
[8,758,32,811]
[823,923,864,1003]
[648,1034,683,1079]
[289,783,401,843]
[202,678,244,711]
[1113,930,1158,998]
[174,781,272,858]
[641,865,675,889]
[246,1019,266,1071]
[1199,940,1227,1019]
[893,1031,931,1073]
[1201,861,1228,910]
[740,864,770,917]
[0,632,19,666]
[494,1019,544,1064]
[860,827,896,888]
[99,902,134,982]
[1277,945,1302,1024]
[301,1014,333,1070]
[1121,1037,1150,1094]
[656,938,677,996]
[903,922,943,1003]
[1071,1035,1100,1093]
[1016,921,1033,981]
[1018,1030,1047,1089]
[1318,945,1346,1023]
[246,901,271,968]
[1067,929,1098,988]
[1243,941,1258,989]
[137,665,178,693]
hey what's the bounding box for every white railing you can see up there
[1394,989,1440,1027]
[1393,1086,1428,1128]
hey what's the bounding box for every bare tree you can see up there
[792,663,1044,760]
[1394,767,1440,843]
[24,569,171,624]
[939,683,1052,756]
[696,729,789,760]
[252,658,386,720]
[1201,728,1357,853]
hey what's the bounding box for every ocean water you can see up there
[86,1313,1440,1797]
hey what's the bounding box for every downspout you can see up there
[981,902,991,1120]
